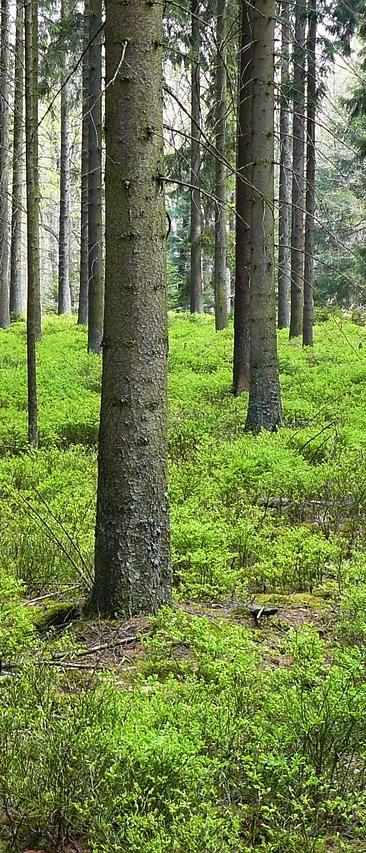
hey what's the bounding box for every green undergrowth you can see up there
[2,313,366,849]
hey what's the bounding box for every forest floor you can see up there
[2,312,366,851]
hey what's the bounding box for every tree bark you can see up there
[58,11,72,316]
[214,0,228,331]
[277,0,292,329]
[190,0,203,313]
[10,0,24,320]
[289,0,306,339]
[25,0,39,447]
[78,0,89,326]
[0,0,10,328]
[233,0,252,394]
[303,0,316,347]
[88,0,104,351]
[245,0,282,433]
[92,0,171,615]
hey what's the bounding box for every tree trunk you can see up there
[78,0,89,326]
[92,0,171,615]
[214,0,228,331]
[245,0,282,433]
[88,0,104,351]
[0,0,10,328]
[58,18,72,316]
[289,0,306,339]
[190,0,203,313]
[277,0,292,329]
[303,0,316,347]
[10,0,24,320]
[25,0,39,447]
[233,0,252,394]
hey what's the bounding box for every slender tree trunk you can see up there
[233,0,252,394]
[0,0,10,328]
[245,0,282,432]
[25,0,39,447]
[190,0,203,313]
[58,24,72,315]
[88,0,103,351]
[303,0,316,346]
[277,0,292,329]
[92,0,171,616]
[10,0,24,320]
[214,0,228,331]
[289,0,306,339]
[78,0,89,326]
[48,224,57,286]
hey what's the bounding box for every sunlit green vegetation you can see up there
[2,314,366,850]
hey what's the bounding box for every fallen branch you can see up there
[45,657,137,671]
[25,584,81,606]
[52,635,139,660]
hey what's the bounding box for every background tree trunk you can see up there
[0,0,10,328]
[277,0,292,329]
[78,0,89,326]
[25,0,39,447]
[233,0,252,394]
[10,0,24,320]
[92,0,171,615]
[58,22,72,316]
[303,0,316,346]
[190,0,203,313]
[245,0,282,432]
[214,0,228,331]
[88,0,103,351]
[289,0,306,339]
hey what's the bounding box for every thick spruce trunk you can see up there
[88,0,104,351]
[233,0,252,394]
[277,0,292,329]
[0,0,10,328]
[245,0,282,432]
[10,0,24,320]
[92,0,171,615]
[190,0,203,313]
[78,1,89,326]
[289,0,306,339]
[214,0,228,331]
[303,0,316,346]
[58,29,72,315]
[25,0,39,447]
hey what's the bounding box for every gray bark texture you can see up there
[78,1,89,326]
[303,0,316,347]
[290,0,306,339]
[88,0,104,351]
[233,0,252,394]
[245,0,282,433]
[58,27,72,316]
[10,0,24,320]
[214,0,228,331]
[189,0,203,313]
[0,0,10,328]
[25,0,39,447]
[92,0,171,616]
[277,0,292,329]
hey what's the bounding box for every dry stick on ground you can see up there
[3,636,141,674]
[52,635,139,660]
[25,584,81,606]
[46,659,138,670]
